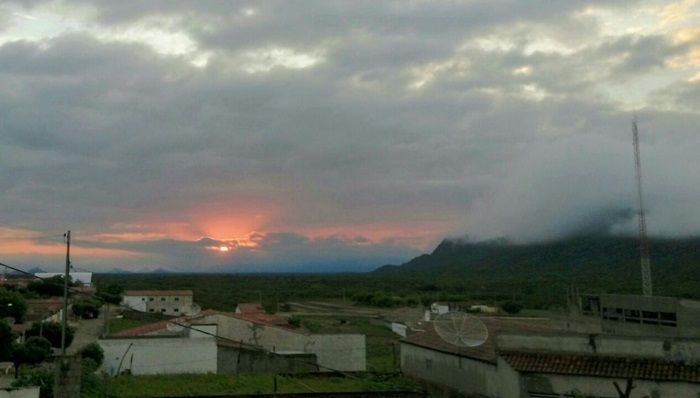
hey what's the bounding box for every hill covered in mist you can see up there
[373,235,700,303]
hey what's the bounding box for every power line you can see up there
[0,259,412,393]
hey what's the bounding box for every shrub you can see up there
[501,301,523,314]
[0,288,27,323]
[27,322,74,348]
[12,367,53,398]
[73,299,101,319]
[79,343,104,367]
[287,316,301,328]
[12,336,52,373]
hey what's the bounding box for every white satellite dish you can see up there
[433,311,488,347]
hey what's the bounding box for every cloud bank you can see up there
[0,0,699,271]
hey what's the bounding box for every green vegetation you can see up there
[79,343,104,367]
[501,301,523,314]
[27,275,69,297]
[26,322,74,349]
[0,287,27,322]
[110,373,415,397]
[96,236,700,312]
[12,367,53,398]
[96,283,123,305]
[109,310,172,334]
[72,297,102,319]
[0,320,13,361]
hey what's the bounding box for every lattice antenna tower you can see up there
[633,118,652,296]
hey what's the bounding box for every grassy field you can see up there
[108,310,174,334]
[297,315,400,373]
[110,373,417,397]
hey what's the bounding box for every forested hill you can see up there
[373,236,700,302]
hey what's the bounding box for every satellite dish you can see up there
[433,311,488,347]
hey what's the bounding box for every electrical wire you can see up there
[0,259,416,393]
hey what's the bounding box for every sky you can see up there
[0,0,699,273]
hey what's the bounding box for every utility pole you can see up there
[61,230,71,355]
[633,120,653,297]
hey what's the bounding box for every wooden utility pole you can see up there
[61,230,70,355]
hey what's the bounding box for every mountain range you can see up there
[373,235,700,306]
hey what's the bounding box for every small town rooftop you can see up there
[123,290,193,296]
[401,317,553,363]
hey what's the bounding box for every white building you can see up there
[101,309,366,374]
[121,290,199,316]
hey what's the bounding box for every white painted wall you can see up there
[99,337,217,375]
[400,342,520,397]
[122,296,147,312]
[391,323,408,337]
[0,388,40,398]
[192,314,366,372]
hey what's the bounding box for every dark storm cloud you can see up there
[1,0,699,271]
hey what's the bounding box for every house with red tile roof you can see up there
[400,313,700,397]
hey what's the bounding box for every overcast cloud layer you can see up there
[1,0,699,272]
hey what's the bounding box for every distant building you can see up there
[570,293,700,338]
[470,304,498,314]
[35,272,92,286]
[121,290,199,316]
[430,302,449,315]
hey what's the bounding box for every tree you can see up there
[501,301,523,314]
[79,343,104,367]
[26,322,74,349]
[96,283,123,305]
[72,299,101,319]
[0,287,27,323]
[27,276,67,297]
[0,320,13,361]
[11,336,52,377]
[12,367,53,398]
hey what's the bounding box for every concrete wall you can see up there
[526,373,700,398]
[122,296,146,312]
[308,334,365,372]
[193,314,366,372]
[391,323,408,338]
[99,336,217,375]
[217,344,318,374]
[497,332,700,364]
[0,388,40,398]
[400,343,520,397]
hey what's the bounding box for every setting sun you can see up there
[219,246,230,252]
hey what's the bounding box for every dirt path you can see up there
[67,305,113,355]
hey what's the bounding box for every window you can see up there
[149,309,155,312]
[141,298,145,301]
[161,308,166,312]
[425,359,432,369]
[659,312,677,327]
[161,297,165,301]
[149,297,154,301]
[174,308,179,312]
[175,297,180,301]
